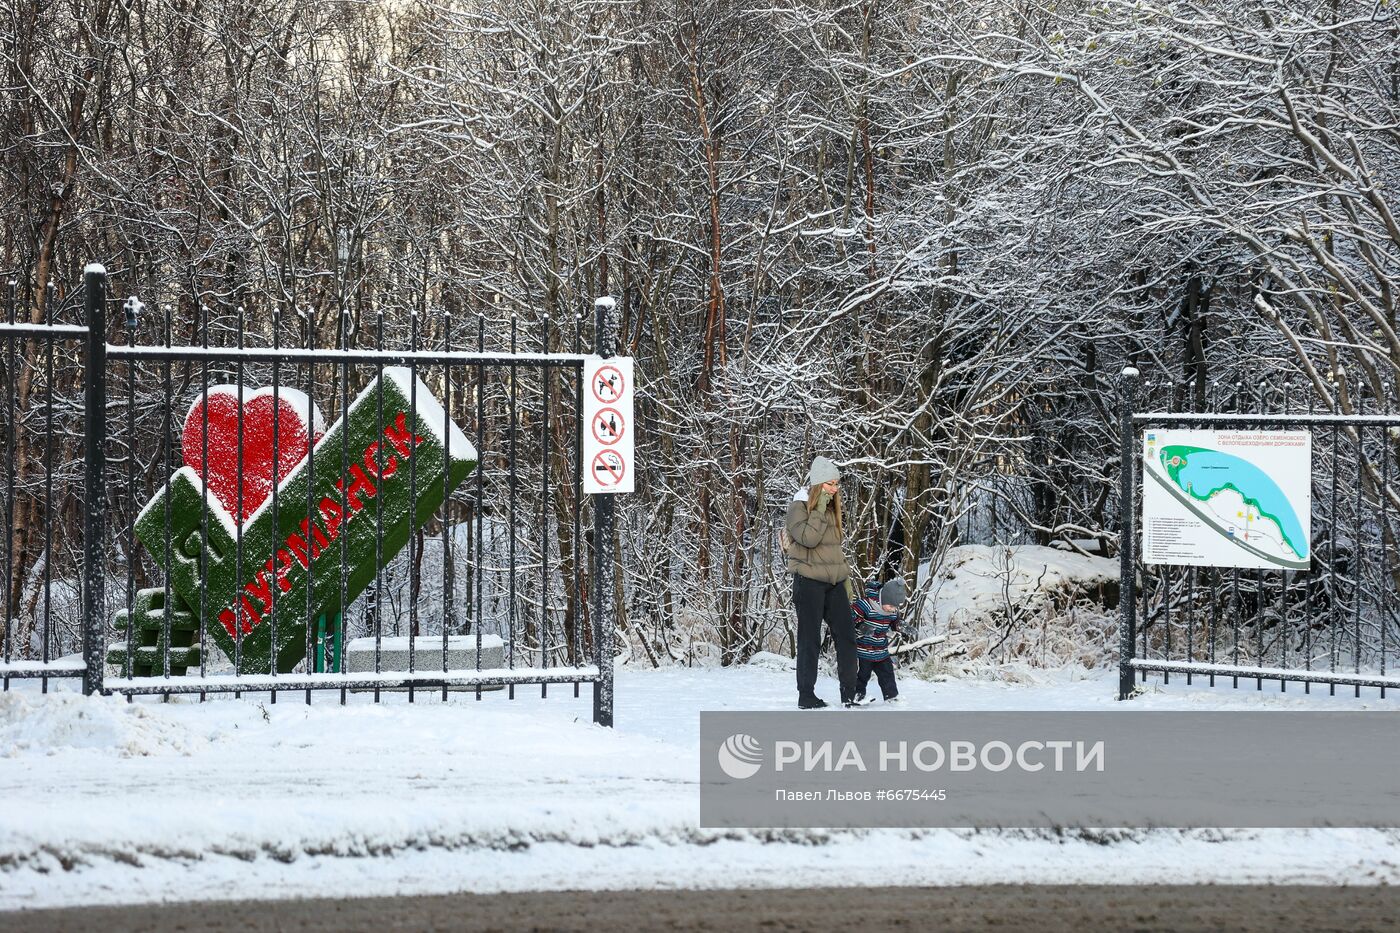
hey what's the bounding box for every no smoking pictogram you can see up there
[591,450,626,486]
[592,407,626,445]
[592,365,626,404]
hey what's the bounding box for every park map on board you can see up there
[1142,430,1311,571]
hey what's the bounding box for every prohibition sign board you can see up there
[591,450,627,487]
[592,365,626,404]
[592,407,626,445]
[582,356,634,494]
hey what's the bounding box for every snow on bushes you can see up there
[914,545,1120,676]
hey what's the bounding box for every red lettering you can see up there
[245,565,274,614]
[317,497,344,541]
[208,406,437,651]
[364,441,398,479]
[384,412,424,459]
[220,600,257,636]
[285,532,311,568]
[335,463,378,511]
[301,517,330,560]
[271,552,297,595]
[239,595,263,628]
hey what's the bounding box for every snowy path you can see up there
[2,665,1397,910]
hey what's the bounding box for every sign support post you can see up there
[1118,366,1139,701]
[82,265,108,697]
[592,296,616,728]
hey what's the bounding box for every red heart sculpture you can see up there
[182,387,324,524]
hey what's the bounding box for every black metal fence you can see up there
[0,277,91,690]
[1118,367,1400,699]
[1,266,617,725]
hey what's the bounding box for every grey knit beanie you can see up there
[880,578,907,607]
[805,455,841,487]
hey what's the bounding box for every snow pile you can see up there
[745,651,796,673]
[917,545,1119,674]
[0,692,204,759]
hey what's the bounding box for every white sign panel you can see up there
[1142,429,1311,570]
[582,357,634,494]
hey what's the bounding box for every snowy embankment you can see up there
[917,544,1120,671]
[2,666,1399,910]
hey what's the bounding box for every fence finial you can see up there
[123,296,144,330]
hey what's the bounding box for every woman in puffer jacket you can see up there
[785,456,859,709]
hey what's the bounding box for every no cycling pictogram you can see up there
[591,450,626,487]
[591,407,626,445]
[592,365,626,404]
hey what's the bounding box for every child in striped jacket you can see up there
[853,578,907,704]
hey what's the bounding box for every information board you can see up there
[1142,429,1311,571]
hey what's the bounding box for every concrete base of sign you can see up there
[345,634,506,690]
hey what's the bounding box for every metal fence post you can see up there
[592,296,616,727]
[82,264,108,696]
[1117,366,1140,700]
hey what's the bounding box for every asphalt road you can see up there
[4,885,1400,932]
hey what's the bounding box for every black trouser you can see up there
[857,657,898,700]
[793,574,858,703]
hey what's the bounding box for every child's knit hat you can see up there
[880,578,907,607]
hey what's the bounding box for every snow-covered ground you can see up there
[2,664,1398,911]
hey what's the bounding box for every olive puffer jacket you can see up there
[785,488,851,584]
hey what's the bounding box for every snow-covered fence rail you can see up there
[1118,368,1400,702]
[2,267,621,726]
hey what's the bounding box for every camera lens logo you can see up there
[717,733,764,780]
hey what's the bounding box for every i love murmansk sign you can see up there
[114,368,477,675]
